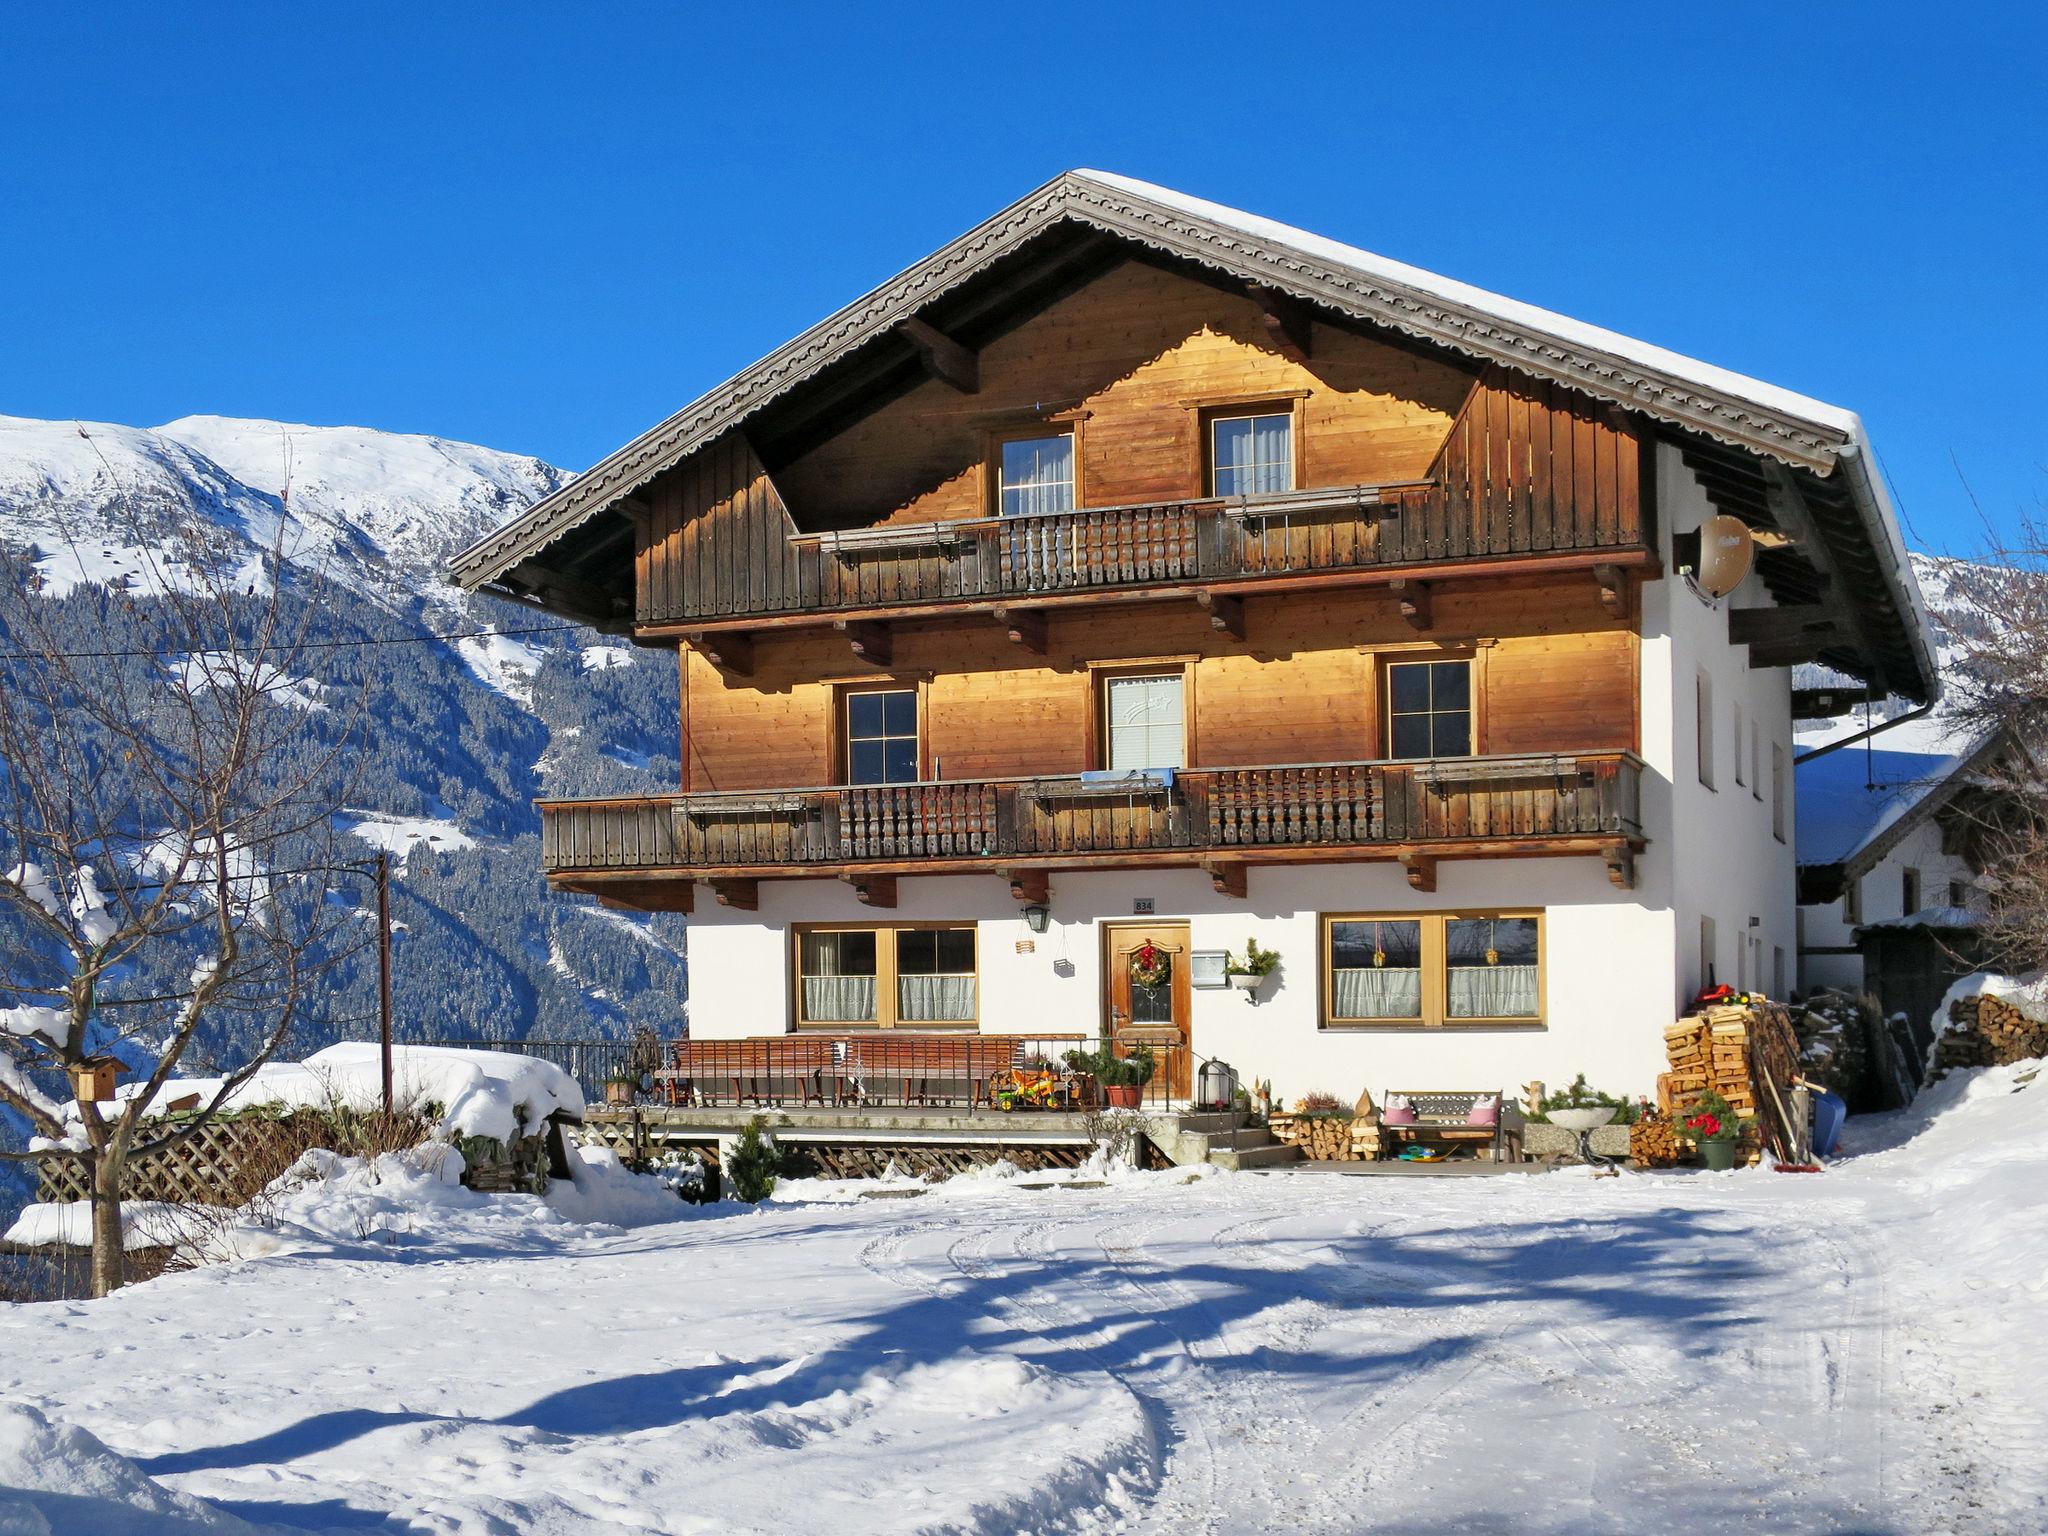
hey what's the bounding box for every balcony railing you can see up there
[539,753,1643,877]
[645,480,1649,627]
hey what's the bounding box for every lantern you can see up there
[1196,1058,1240,1112]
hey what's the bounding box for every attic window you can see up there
[998,433,1075,517]
[1211,412,1294,497]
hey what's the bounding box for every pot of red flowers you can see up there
[1676,1089,1746,1171]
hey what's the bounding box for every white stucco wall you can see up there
[1798,800,1980,996]
[1642,444,1799,1006]
[686,857,1673,1097]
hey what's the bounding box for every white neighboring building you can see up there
[455,171,1938,1104]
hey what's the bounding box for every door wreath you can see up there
[1128,941,1172,988]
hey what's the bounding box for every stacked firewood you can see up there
[1269,1114,1363,1161]
[1654,1000,1804,1163]
[1628,1115,1682,1168]
[1933,991,2048,1072]
[1657,1005,1758,1122]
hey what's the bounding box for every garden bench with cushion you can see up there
[1373,1089,1519,1162]
[837,1035,1023,1108]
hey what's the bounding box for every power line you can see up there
[0,619,587,664]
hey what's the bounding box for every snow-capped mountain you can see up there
[0,412,685,1056]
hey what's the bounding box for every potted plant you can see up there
[603,1070,639,1107]
[1675,1088,1747,1171]
[1224,937,1281,993]
[1063,1044,1156,1110]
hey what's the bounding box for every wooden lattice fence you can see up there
[33,1108,437,1207]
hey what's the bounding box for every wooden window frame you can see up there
[1378,651,1482,760]
[1085,657,1198,771]
[791,921,980,1031]
[1201,397,1302,499]
[1901,866,1921,916]
[1320,910,1545,1030]
[830,677,929,787]
[985,421,1083,519]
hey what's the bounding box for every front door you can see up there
[1104,922,1192,1100]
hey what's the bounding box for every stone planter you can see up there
[1522,1122,1631,1160]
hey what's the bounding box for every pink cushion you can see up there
[1466,1100,1499,1127]
[1381,1105,1417,1125]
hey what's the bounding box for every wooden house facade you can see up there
[453,172,1935,1100]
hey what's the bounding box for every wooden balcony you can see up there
[539,752,1646,905]
[648,480,1652,632]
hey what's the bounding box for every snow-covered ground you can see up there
[2,1067,2042,1535]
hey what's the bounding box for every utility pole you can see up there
[375,851,393,1115]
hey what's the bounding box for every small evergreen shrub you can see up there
[726,1116,780,1203]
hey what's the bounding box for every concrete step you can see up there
[1209,1140,1303,1170]
[1169,1111,1242,1134]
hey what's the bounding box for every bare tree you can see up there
[1928,494,2048,975]
[0,437,365,1295]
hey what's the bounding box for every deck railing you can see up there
[782,482,1531,611]
[539,752,1642,876]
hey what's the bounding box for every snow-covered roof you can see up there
[1856,905,1981,934]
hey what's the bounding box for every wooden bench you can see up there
[1373,1089,1518,1162]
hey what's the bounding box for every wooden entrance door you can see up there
[1104,922,1192,1099]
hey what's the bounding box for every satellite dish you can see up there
[1687,514,1755,602]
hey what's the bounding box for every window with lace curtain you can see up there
[1323,912,1542,1028]
[1210,411,1294,497]
[795,924,977,1029]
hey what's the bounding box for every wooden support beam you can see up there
[1390,579,1433,632]
[1002,869,1050,905]
[835,619,893,666]
[1603,844,1636,891]
[1194,589,1246,641]
[698,631,754,677]
[1592,563,1629,621]
[842,873,897,908]
[1401,853,1437,893]
[895,316,979,394]
[1203,860,1248,899]
[567,879,694,913]
[1247,284,1312,363]
[710,879,758,911]
[1727,604,1836,645]
[509,559,625,625]
[991,606,1047,655]
[617,493,654,536]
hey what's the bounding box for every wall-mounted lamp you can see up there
[1023,904,1051,934]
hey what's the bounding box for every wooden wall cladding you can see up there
[774,258,1475,527]
[680,580,1635,791]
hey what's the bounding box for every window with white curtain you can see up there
[797,925,978,1029]
[1104,672,1185,771]
[1444,916,1540,1020]
[998,433,1075,517]
[1211,411,1293,497]
[799,930,878,1025]
[1327,918,1423,1021]
[1323,913,1542,1028]
[895,928,977,1023]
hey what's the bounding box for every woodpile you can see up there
[1652,999,1803,1165]
[1628,1115,1682,1168]
[1933,991,2048,1072]
[1268,1113,1365,1161]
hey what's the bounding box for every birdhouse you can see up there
[69,1057,120,1103]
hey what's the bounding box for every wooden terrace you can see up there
[538,751,1646,908]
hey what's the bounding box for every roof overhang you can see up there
[450,170,1938,699]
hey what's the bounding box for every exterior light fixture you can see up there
[1023,903,1051,933]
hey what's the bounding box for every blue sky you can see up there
[3,3,2041,554]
